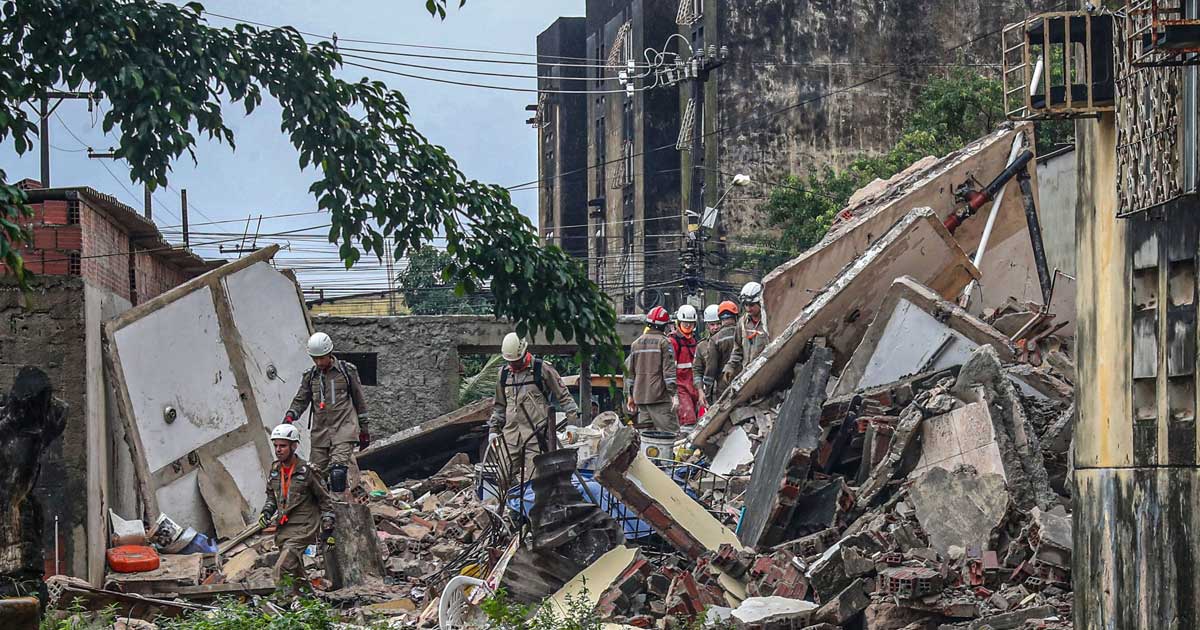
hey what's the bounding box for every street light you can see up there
[698,173,751,230]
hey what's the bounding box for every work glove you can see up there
[671,396,680,413]
[358,430,370,450]
[282,414,295,425]
[627,399,638,414]
[321,514,336,547]
[257,512,272,529]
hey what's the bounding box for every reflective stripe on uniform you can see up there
[676,362,693,369]
[631,348,661,355]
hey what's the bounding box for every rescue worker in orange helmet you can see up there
[625,306,679,435]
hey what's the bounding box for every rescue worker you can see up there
[625,306,679,435]
[693,304,722,407]
[738,281,770,363]
[488,332,579,481]
[668,305,702,428]
[703,301,742,400]
[284,332,369,496]
[258,423,335,589]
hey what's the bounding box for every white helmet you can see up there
[703,304,720,323]
[740,281,763,305]
[501,332,529,362]
[270,423,301,443]
[675,304,698,323]
[307,332,334,357]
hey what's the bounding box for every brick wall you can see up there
[80,202,130,301]
[133,249,190,301]
[17,200,80,275]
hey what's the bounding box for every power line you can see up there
[338,52,618,82]
[342,60,652,95]
[502,5,1067,193]
[201,11,626,67]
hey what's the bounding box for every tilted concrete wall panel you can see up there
[105,246,313,532]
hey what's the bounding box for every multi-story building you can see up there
[1,180,217,583]
[538,1,1064,311]
[535,17,589,261]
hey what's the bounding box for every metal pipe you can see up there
[958,136,1025,308]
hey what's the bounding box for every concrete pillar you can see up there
[1074,114,1200,627]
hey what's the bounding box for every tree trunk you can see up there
[0,367,68,625]
[323,502,385,590]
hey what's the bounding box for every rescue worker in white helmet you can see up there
[737,281,770,364]
[284,332,369,496]
[692,304,722,407]
[488,332,579,481]
[258,423,334,591]
[625,306,679,435]
[667,305,702,427]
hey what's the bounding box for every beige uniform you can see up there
[694,338,711,399]
[260,456,333,585]
[738,314,770,364]
[705,324,741,400]
[625,329,678,434]
[489,358,579,481]
[286,359,368,474]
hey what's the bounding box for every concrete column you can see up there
[1073,114,1200,627]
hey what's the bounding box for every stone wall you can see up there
[712,0,1061,242]
[316,314,646,437]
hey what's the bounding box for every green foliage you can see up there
[458,353,502,406]
[157,596,337,630]
[481,587,602,630]
[0,0,623,372]
[40,600,118,630]
[737,68,1074,276]
[397,247,491,315]
[424,0,466,19]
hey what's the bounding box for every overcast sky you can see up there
[0,0,584,297]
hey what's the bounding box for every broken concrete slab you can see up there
[834,276,1016,396]
[763,124,1038,328]
[104,246,316,530]
[909,403,1006,480]
[952,345,1055,510]
[908,466,1009,558]
[698,208,979,448]
[543,545,639,618]
[1029,507,1072,567]
[738,347,832,549]
[357,397,493,486]
[596,425,745,560]
[814,577,871,626]
[710,426,754,476]
[730,596,818,629]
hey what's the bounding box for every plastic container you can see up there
[106,545,160,573]
[640,430,676,461]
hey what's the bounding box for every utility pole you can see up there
[682,46,725,305]
[38,91,98,187]
[181,189,189,247]
[143,185,152,220]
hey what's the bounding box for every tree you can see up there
[737,69,1073,276]
[0,0,622,370]
[396,247,491,315]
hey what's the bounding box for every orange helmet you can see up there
[718,300,739,320]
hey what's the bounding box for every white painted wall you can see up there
[843,298,982,393]
[109,257,313,535]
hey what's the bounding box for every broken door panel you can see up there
[105,246,313,529]
[222,261,314,457]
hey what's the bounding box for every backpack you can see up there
[500,356,549,399]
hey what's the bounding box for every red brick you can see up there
[41,200,69,225]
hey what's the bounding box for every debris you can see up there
[544,545,640,618]
[699,208,979,447]
[357,397,493,485]
[596,425,745,560]
[738,346,832,549]
[730,596,818,629]
[908,466,1009,557]
[325,502,387,590]
[104,553,201,595]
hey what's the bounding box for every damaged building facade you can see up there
[1071,4,1200,626]
[0,182,217,584]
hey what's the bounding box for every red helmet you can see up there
[646,306,671,325]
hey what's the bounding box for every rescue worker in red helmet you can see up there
[625,305,679,435]
[668,305,702,427]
